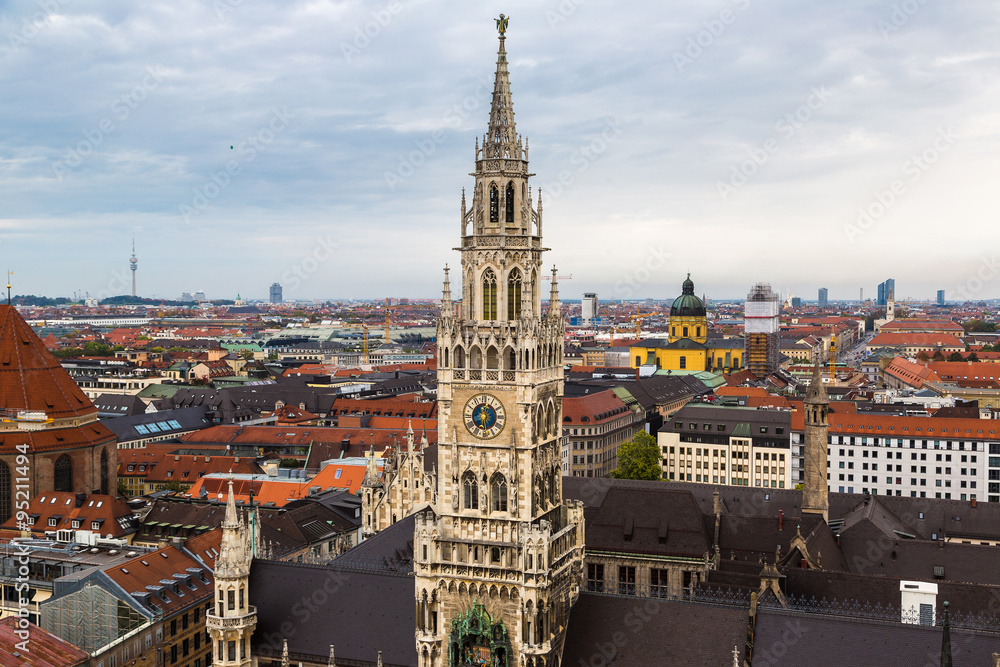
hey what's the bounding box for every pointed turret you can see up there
[281,639,290,667]
[483,17,520,162]
[216,479,249,579]
[406,420,414,455]
[802,361,830,522]
[362,444,382,489]
[440,265,452,319]
[548,266,561,320]
[940,601,952,667]
[328,645,337,667]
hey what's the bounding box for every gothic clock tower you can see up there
[413,15,585,667]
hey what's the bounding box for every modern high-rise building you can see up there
[412,19,585,667]
[269,282,282,304]
[744,282,780,377]
[818,287,828,307]
[937,290,946,306]
[877,278,895,306]
[581,292,598,325]
[792,296,802,308]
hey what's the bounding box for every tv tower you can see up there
[130,236,138,297]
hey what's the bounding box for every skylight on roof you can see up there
[135,425,149,434]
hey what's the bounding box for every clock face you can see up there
[463,393,507,440]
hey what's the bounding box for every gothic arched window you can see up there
[0,462,10,523]
[100,448,109,495]
[489,185,499,223]
[482,269,497,320]
[505,182,515,223]
[463,472,479,510]
[507,268,522,320]
[491,474,508,512]
[54,455,73,493]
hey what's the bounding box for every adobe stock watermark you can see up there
[179,108,294,224]
[716,85,834,202]
[7,0,70,52]
[579,598,661,667]
[843,127,956,243]
[877,0,928,38]
[51,66,165,181]
[96,264,137,301]
[673,0,751,73]
[751,618,807,667]
[541,117,623,202]
[340,0,403,62]
[951,255,1000,302]
[614,245,669,299]
[214,0,242,20]
[546,0,585,29]
[384,75,493,191]
[259,567,352,653]
[280,234,340,292]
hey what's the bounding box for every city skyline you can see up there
[2,1,999,301]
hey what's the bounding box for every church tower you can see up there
[885,287,895,323]
[207,481,257,667]
[413,16,585,667]
[801,362,830,522]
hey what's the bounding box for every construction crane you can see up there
[828,325,837,387]
[362,324,370,365]
[384,297,394,342]
[0,410,52,431]
[630,310,655,339]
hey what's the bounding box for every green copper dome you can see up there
[670,273,706,317]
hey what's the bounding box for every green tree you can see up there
[117,479,130,498]
[610,431,662,481]
[947,351,964,362]
[932,350,945,362]
[963,320,997,333]
[916,351,930,362]
[967,352,979,362]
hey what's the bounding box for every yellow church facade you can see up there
[629,275,743,373]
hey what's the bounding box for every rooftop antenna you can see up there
[6,270,11,305]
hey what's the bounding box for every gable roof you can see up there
[0,618,88,667]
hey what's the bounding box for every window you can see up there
[54,455,73,493]
[507,268,522,320]
[491,474,508,512]
[489,184,499,222]
[587,563,604,592]
[482,269,497,320]
[505,181,515,223]
[463,472,479,510]
[618,566,636,595]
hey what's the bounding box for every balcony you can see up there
[206,606,257,630]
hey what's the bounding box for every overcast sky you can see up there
[1,0,999,303]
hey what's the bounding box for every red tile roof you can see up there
[879,319,964,332]
[0,618,88,667]
[790,408,1000,439]
[0,305,98,420]
[869,332,964,348]
[117,448,263,484]
[182,527,222,570]
[104,544,213,617]
[562,390,630,425]
[0,491,136,538]
[884,357,941,389]
[926,361,1000,382]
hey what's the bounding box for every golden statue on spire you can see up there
[496,14,508,35]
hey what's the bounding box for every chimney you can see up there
[971,497,977,509]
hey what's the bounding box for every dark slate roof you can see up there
[102,405,213,442]
[332,513,415,574]
[584,486,710,558]
[562,593,748,667]
[93,392,148,418]
[249,559,415,666]
[751,608,1000,667]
